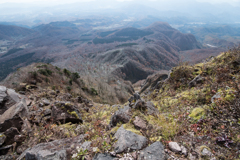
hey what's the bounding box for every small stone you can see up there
[169,142,181,153]
[181,145,188,156]
[211,93,221,103]
[133,116,147,130]
[42,98,50,105]
[201,148,212,156]
[110,151,116,156]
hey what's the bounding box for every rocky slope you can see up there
[0,47,239,159]
[0,63,134,105]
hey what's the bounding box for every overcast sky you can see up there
[0,0,239,5]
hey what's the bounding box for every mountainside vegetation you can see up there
[0,47,239,159]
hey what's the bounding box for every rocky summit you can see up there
[0,47,240,160]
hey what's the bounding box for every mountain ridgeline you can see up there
[0,21,202,83]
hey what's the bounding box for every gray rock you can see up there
[138,141,166,160]
[181,145,188,156]
[133,116,147,130]
[169,142,181,153]
[6,89,22,103]
[18,135,85,160]
[0,133,6,146]
[0,155,15,160]
[0,86,7,104]
[79,141,92,151]
[0,87,26,115]
[44,109,52,116]
[93,153,117,160]
[211,93,221,103]
[0,99,28,132]
[201,148,212,157]
[109,106,131,128]
[0,99,28,123]
[26,149,67,160]
[42,98,50,106]
[51,101,82,124]
[114,125,148,154]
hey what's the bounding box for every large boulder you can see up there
[138,141,166,160]
[114,125,148,154]
[109,106,132,128]
[0,99,28,132]
[0,86,26,115]
[17,135,86,160]
[51,101,83,124]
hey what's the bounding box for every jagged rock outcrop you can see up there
[139,70,169,94]
[0,86,26,115]
[18,135,86,160]
[0,98,28,132]
[51,101,83,124]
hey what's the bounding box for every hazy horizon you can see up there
[0,0,239,5]
[0,0,240,27]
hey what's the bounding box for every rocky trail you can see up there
[0,47,240,159]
